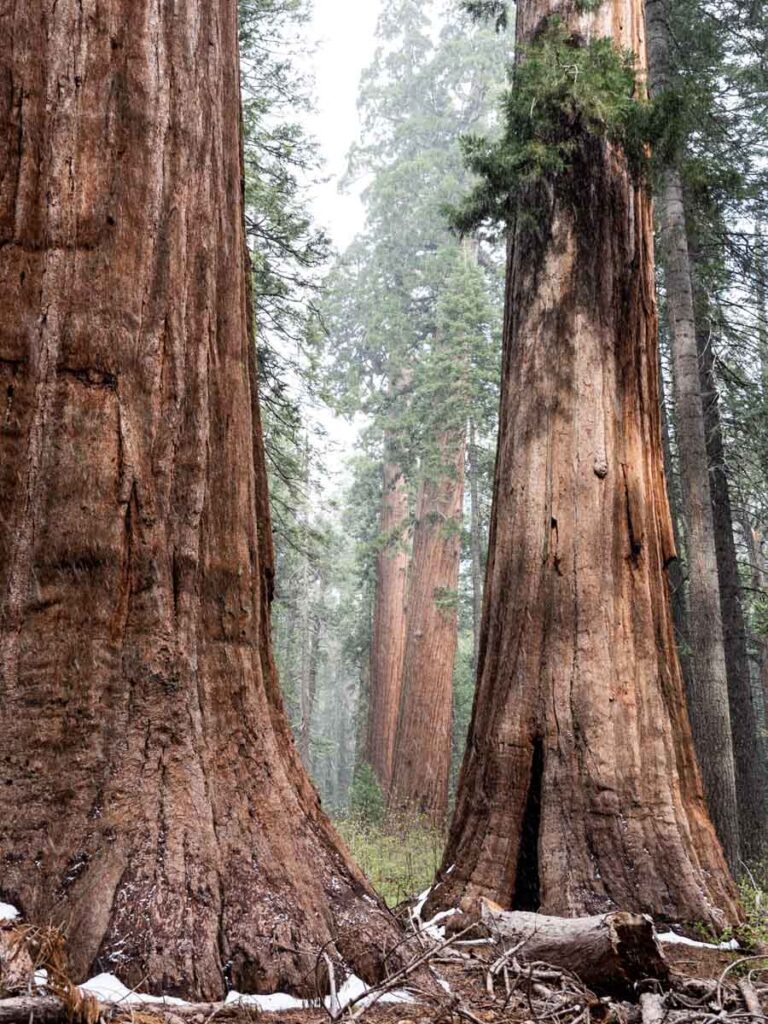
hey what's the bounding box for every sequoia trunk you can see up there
[0,0,400,999]
[389,432,465,821]
[430,0,738,926]
[469,418,485,674]
[366,453,409,790]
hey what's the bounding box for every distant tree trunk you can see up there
[468,418,485,674]
[659,353,693,689]
[696,311,768,860]
[429,0,738,927]
[365,451,409,791]
[742,519,768,718]
[647,0,740,868]
[389,432,466,822]
[0,0,399,999]
[337,676,355,808]
[299,607,321,765]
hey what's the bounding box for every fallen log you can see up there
[0,997,66,1024]
[640,992,665,1024]
[0,995,251,1024]
[738,978,764,1018]
[460,898,669,995]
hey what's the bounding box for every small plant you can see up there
[347,763,386,825]
[336,810,445,908]
[738,862,768,951]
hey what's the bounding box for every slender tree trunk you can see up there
[299,606,321,765]
[742,519,768,720]
[389,431,466,822]
[0,0,399,998]
[659,352,693,689]
[365,451,409,791]
[468,418,485,675]
[696,312,768,859]
[646,0,740,867]
[429,0,738,927]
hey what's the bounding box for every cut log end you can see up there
[453,899,669,996]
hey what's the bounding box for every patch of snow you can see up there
[225,976,414,1013]
[436,976,452,994]
[79,973,190,1006]
[422,907,460,940]
[379,990,416,1005]
[332,975,413,1010]
[34,969,48,989]
[412,886,432,924]
[656,931,740,951]
[0,902,19,921]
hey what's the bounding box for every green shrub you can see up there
[347,763,386,825]
[336,812,445,909]
[738,862,768,951]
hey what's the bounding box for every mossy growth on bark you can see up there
[449,18,681,233]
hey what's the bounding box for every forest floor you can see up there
[2,915,765,1024]
[2,858,767,1024]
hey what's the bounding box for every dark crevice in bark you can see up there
[512,737,543,911]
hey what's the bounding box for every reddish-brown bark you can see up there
[429,0,738,927]
[389,433,465,822]
[366,456,409,791]
[0,0,400,1000]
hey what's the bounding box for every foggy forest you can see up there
[2,1,768,1023]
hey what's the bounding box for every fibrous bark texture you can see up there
[430,0,738,928]
[647,0,740,868]
[697,320,768,859]
[0,0,400,1000]
[366,455,409,791]
[389,434,465,821]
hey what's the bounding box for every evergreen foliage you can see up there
[463,0,508,31]
[450,19,655,232]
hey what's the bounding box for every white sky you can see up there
[295,1,384,484]
[305,0,382,250]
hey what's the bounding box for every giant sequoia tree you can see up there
[431,0,739,926]
[0,0,399,999]
[323,4,506,806]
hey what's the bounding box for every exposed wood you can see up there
[738,978,764,1018]
[0,997,66,1024]
[640,993,666,1024]
[466,900,668,995]
[0,996,252,1024]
